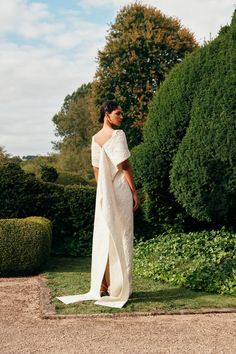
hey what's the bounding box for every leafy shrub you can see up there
[134,228,236,295]
[170,17,236,225]
[0,162,95,256]
[56,171,89,186]
[62,186,96,256]
[0,162,43,218]
[40,164,59,183]
[0,217,52,276]
[132,10,236,229]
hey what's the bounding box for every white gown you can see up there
[57,129,134,308]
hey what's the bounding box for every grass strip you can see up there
[43,257,236,315]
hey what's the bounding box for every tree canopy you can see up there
[92,2,199,147]
[52,83,97,176]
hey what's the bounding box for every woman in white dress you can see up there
[58,100,139,308]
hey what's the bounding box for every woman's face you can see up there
[107,106,123,127]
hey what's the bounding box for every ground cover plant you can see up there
[134,229,236,295]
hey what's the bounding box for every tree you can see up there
[53,83,94,150]
[92,2,199,147]
[52,83,97,176]
[0,146,10,165]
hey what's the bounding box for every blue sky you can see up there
[0,0,235,157]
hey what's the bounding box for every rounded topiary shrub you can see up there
[132,10,236,229]
[0,217,52,276]
[40,164,59,183]
[169,17,236,225]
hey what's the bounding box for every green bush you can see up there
[0,217,52,276]
[132,10,236,230]
[131,42,203,231]
[0,162,95,256]
[170,16,236,225]
[64,186,96,256]
[134,228,236,295]
[56,171,89,186]
[0,162,43,218]
[40,164,58,183]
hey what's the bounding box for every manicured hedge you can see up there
[132,10,236,230]
[0,217,52,276]
[62,185,96,256]
[170,18,236,225]
[134,228,236,295]
[0,162,96,256]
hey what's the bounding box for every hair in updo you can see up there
[98,100,119,123]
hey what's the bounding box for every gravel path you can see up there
[0,276,236,354]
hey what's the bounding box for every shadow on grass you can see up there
[130,287,207,304]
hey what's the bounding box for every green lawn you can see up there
[43,257,236,315]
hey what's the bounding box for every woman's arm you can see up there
[93,166,99,183]
[121,159,139,211]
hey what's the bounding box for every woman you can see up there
[57,100,139,308]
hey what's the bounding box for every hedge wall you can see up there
[0,162,96,256]
[132,10,236,230]
[170,16,236,225]
[0,217,52,276]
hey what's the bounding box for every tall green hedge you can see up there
[0,162,96,256]
[132,11,236,229]
[0,217,52,276]
[170,16,236,225]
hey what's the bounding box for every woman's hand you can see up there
[132,190,139,211]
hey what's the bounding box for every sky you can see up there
[0,0,235,157]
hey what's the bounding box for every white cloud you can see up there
[79,0,235,42]
[0,1,108,156]
[0,0,51,37]
[0,0,235,156]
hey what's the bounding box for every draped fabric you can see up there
[57,129,134,308]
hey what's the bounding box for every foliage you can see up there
[134,228,236,295]
[0,162,95,256]
[132,10,236,229]
[64,186,96,256]
[0,146,11,164]
[21,154,58,179]
[0,217,52,276]
[45,257,236,315]
[92,2,198,147]
[40,164,59,183]
[52,83,98,176]
[56,171,92,186]
[0,146,21,165]
[170,13,236,225]
[0,162,43,218]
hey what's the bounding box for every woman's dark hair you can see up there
[99,100,119,123]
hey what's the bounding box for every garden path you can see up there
[0,276,236,354]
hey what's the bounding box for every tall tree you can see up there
[53,83,94,150]
[92,2,199,147]
[52,83,97,175]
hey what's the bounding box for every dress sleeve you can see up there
[105,130,131,167]
[91,138,100,167]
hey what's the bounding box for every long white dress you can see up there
[57,129,134,308]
